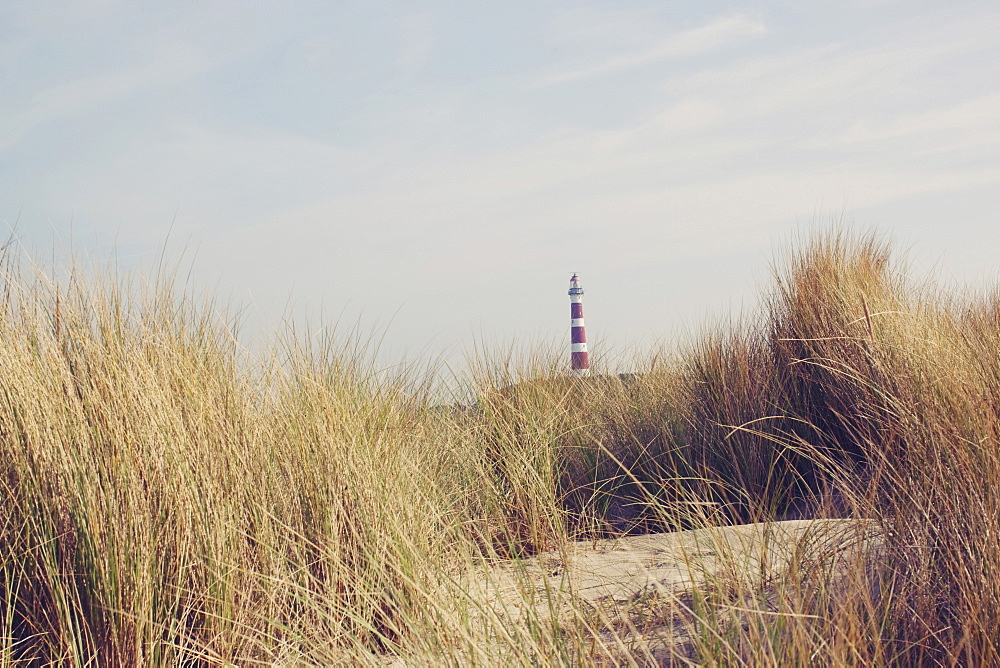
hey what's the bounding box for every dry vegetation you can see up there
[3,229,1000,665]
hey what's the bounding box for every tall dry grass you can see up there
[3,229,1000,665]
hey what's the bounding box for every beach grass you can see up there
[3,228,1000,665]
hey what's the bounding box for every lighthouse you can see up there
[568,273,590,377]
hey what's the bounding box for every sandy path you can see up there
[384,519,878,665]
[483,519,875,610]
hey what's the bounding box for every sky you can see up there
[2,1,1000,368]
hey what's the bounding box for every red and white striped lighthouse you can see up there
[568,273,590,377]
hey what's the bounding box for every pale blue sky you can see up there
[3,1,1000,365]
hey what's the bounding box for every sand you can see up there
[384,519,878,665]
[484,518,875,608]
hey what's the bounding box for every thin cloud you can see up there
[0,43,206,151]
[811,92,1000,148]
[395,13,436,76]
[537,13,766,86]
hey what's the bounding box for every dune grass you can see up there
[2,228,1000,665]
